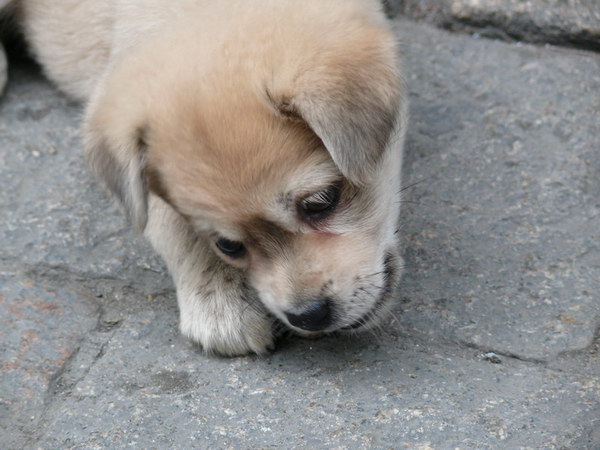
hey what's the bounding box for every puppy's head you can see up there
[85,2,407,334]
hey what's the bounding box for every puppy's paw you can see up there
[178,286,275,357]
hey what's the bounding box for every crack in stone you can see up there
[556,323,600,359]
[0,259,172,300]
[44,344,83,401]
[387,1,600,53]
[444,18,600,53]
[45,305,119,401]
[22,340,87,449]
[29,319,118,447]
[460,341,548,366]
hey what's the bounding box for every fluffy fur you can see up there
[1,0,408,356]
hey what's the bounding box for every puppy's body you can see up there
[2,0,407,355]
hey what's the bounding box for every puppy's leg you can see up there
[144,195,275,356]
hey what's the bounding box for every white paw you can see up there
[177,283,275,357]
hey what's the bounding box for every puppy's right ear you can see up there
[267,22,403,186]
[84,107,149,233]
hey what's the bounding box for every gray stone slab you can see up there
[0,16,599,450]
[0,271,98,449]
[388,0,600,51]
[395,20,600,362]
[33,312,600,448]
[0,61,169,293]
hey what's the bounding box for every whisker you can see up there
[240,294,268,317]
[397,177,429,194]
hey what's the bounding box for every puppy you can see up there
[2,0,408,355]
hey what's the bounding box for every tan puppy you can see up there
[2,0,408,355]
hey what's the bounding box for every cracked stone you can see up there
[394,19,600,362]
[387,0,600,51]
[0,272,98,448]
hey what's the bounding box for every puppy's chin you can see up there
[340,246,403,333]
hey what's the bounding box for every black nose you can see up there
[285,299,332,331]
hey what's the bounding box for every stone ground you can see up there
[1,12,600,450]
[385,0,600,51]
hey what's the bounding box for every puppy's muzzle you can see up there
[285,299,332,332]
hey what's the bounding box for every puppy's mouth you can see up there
[342,252,397,330]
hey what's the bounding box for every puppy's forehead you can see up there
[147,87,338,220]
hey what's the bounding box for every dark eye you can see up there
[300,183,341,220]
[215,238,245,258]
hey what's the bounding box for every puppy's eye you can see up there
[215,238,245,258]
[300,183,341,219]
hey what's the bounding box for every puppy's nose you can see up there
[285,299,332,331]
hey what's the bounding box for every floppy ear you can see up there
[84,109,149,233]
[268,33,403,185]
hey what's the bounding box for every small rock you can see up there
[481,352,502,364]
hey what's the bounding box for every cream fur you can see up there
[2,0,407,356]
